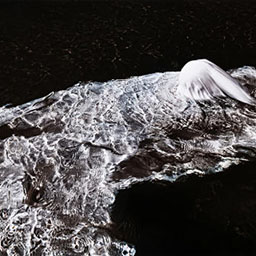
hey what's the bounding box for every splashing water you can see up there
[0,62,256,255]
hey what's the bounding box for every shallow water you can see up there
[0,66,256,255]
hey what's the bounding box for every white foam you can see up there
[178,59,256,105]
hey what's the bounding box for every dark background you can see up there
[112,161,256,256]
[1,1,256,255]
[0,0,256,106]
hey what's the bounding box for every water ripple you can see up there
[0,65,255,254]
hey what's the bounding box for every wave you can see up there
[0,61,256,255]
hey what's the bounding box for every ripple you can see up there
[0,65,255,254]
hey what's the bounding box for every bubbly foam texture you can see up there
[0,66,256,255]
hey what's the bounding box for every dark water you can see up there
[0,1,256,256]
[0,0,256,106]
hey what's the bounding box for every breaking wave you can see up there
[0,63,256,255]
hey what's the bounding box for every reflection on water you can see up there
[0,65,256,255]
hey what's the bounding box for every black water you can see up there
[0,0,256,106]
[112,161,256,256]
